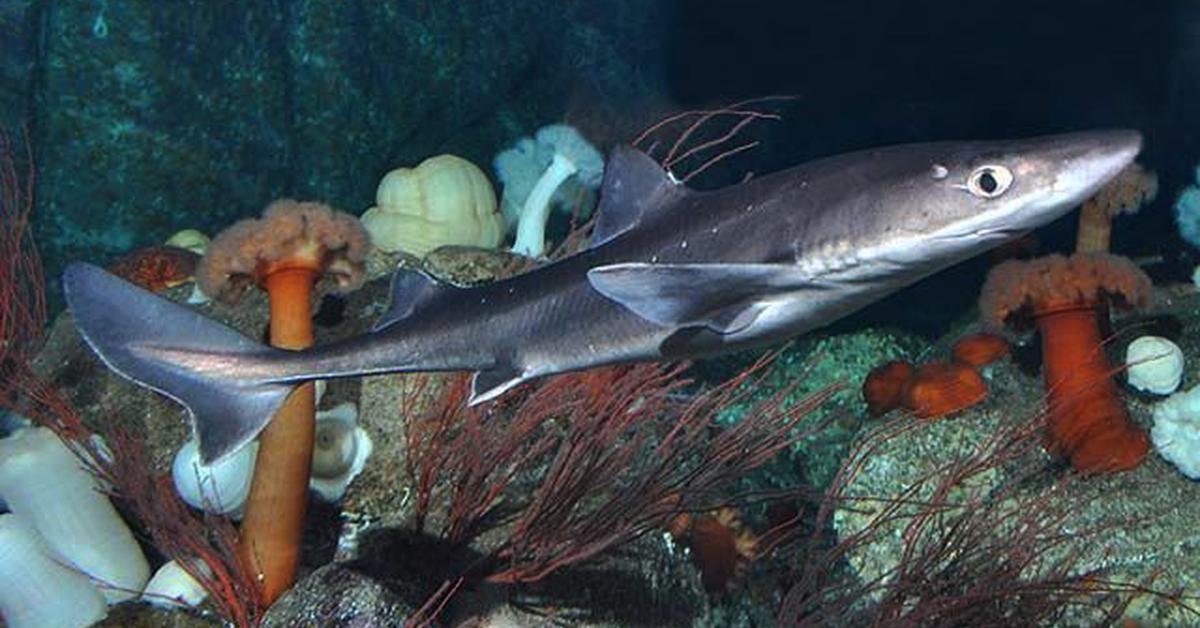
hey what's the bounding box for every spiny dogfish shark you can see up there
[64,130,1143,463]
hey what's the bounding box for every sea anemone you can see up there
[864,336,1003,420]
[0,514,108,628]
[1075,163,1156,254]
[106,245,200,293]
[0,427,150,602]
[669,506,758,594]
[359,154,504,257]
[164,228,211,255]
[504,125,605,257]
[951,333,1010,368]
[1124,335,1184,396]
[197,199,368,604]
[863,360,915,416]
[979,253,1152,473]
[901,361,988,420]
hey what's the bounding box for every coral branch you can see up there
[632,95,796,181]
[404,350,836,605]
[0,127,44,397]
[0,125,260,627]
[778,412,1191,626]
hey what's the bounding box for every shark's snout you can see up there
[1049,129,1143,202]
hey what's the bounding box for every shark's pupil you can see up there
[978,170,999,193]
[967,164,1013,198]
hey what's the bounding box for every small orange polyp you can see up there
[901,361,987,420]
[863,360,915,416]
[951,332,1009,367]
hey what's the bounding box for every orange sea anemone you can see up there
[198,199,368,604]
[670,506,758,594]
[863,360,915,416]
[1075,163,1156,254]
[979,253,1151,473]
[901,361,988,420]
[107,245,200,293]
[951,332,1009,367]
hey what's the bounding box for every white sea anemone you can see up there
[172,438,259,517]
[0,427,150,603]
[309,401,373,502]
[141,559,211,609]
[1126,335,1184,395]
[0,514,108,628]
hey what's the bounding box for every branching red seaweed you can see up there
[0,127,44,398]
[778,410,1192,627]
[403,351,837,617]
[633,95,797,182]
[0,127,261,626]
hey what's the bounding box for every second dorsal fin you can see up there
[591,146,690,247]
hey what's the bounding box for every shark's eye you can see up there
[966,165,1013,198]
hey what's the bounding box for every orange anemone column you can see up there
[239,264,318,605]
[1034,301,1147,473]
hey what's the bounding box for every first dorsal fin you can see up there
[591,146,690,246]
[371,268,449,332]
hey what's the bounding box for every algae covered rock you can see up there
[831,338,1200,625]
[261,563,418,628]
[33,0,556,302]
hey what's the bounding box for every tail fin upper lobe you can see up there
[63,263,294,463]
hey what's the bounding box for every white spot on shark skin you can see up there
[711,227,719,234]
[931,164,949,179]
[650,255,659,263]
[680,240,688,249]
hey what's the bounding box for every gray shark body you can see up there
[65,130,1143,463]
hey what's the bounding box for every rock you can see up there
[831,303,1200,625]
[96,603,221,628]
[336,247,515,554]
[32,0,566,304]
[423,245,527,285]
[261,563,418,628]
[0,1,37,129]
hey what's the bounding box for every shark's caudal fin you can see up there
[63,263,293,464]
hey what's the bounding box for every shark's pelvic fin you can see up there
[372,267,451,332]
[587,262,815,334]
[63,263,293,464]
[591,146,690,246]
[469,363,528,405]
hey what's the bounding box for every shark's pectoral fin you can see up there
[372,268,451,332]
[469,363,528,405]
[587,262,810,334]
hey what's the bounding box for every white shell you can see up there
[1125,335,1184,395]
[310,402,372,502]
[0,427,149,603]
[0,514,107,628]
[142,559,211,609]
[172,438,259,517]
